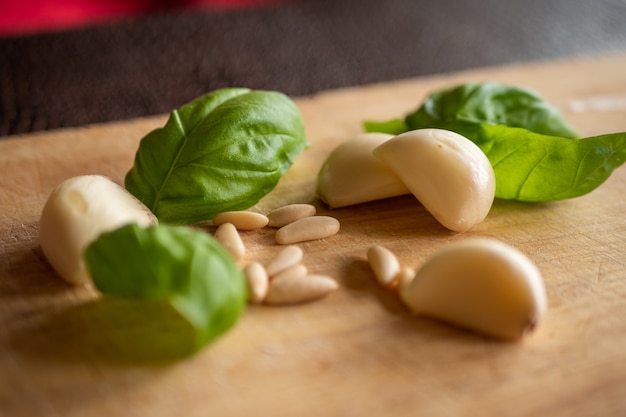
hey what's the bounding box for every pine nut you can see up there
[265,274,338,305]
[367,245,400,288]
[395,266,416,292]
[212,211,269,230]
[265,245,303,277]
[213,222,245,260]
[275,216,340,244]
[271,263,308,282]
[243,261,269,303]
[267,204,317,227]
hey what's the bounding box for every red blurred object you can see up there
[0,0,288,37]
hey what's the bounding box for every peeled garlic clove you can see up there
[316,133,410,208]
[39,175,157,285]
[399,238,547,340]
[373,128,495,232]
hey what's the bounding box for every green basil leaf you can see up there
[387,113,626,202]
[84,224,247,352]
[471,125,626,201]
[125,88,308,225]
[405,81,579,138]
[363,81,626,201]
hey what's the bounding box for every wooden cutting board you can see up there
[2,52,626,417]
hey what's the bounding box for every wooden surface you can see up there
[2,52,626,417]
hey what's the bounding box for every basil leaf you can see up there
[362,118,408,135]
[471,125,626,201]
[125,88,308,225]
[84,224,247,352]
[365,82,579,138]
[405,81,579,138]
[363,81,626,201]
[401,117,626,202]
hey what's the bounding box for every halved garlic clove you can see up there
[39,175,157,285]
[373,128,495,232]
[399,238,547,340]
[316,133,410,208]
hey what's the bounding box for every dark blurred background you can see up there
[1,0,626,138]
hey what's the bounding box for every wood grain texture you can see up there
[2,52,626,417]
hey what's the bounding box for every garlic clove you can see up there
[373,128,495,232]
[399,238,547,340]
[316,133,410,208]
[39,175,157,285]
